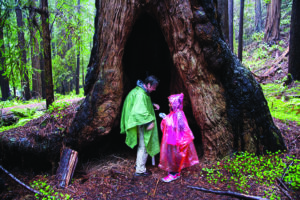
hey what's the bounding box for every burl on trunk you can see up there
[67,0,286,160]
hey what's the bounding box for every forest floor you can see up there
[1,43,300,199]
[0,80,299,200]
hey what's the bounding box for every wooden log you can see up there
[56,148,78,188]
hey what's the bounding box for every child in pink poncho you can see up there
[159,93,199,182]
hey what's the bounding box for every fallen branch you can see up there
[276,178,293,200]
[187,185,267,200]
[0,165,43,196]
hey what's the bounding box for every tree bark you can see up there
[217,0,229,44]
[264,0,281,42]
[75,0,81,95]
[0,11,10,101]
[41,0,54,108]
[228,0,234,52]
[29,0,42,98]
[15,0,31,100]
[238,0,244,61]
[288,0,300,81]
[255,0,263,32]
[66,0,286,160]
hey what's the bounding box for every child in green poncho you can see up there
[120,75,160,176]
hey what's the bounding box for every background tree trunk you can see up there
[228,0,234,52]
[29,0,41,98]
[67,0,286,160]
[15,0,31,100]
[264,0,281,42]
[75,0,81,95]
[217,0,229,43]
[238,0,244,61]
[0,11,10,101]
[288,0,300,81]
[41,0,54,108]
[255,0,263,32]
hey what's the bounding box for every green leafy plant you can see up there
[201,151,299,199]
[251,32,264,42]
[30,178,72,200]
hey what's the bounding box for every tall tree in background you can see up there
[238,0,244,61]
[288,0,300,81]
[228,0,234,52]
[0,9,10,100]
[217,0,229,43]
[75,0,81,95]
[15,0,31,100]
[29,0,41,98]
[264,0,281,42]
[255,0,263,32]
[41,0,54,108]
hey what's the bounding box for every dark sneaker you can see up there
[134,170,152,177]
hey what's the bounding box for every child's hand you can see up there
[147,122,154,130]
[159,113,166,118]
[153,103,160,110]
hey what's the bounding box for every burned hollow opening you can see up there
[122,13,202,156]
[122,13,172,115]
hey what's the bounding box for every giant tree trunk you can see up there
[264,0,281,42]
[288,0,300,81]
[0,0,286,164]
[67,0,286,160]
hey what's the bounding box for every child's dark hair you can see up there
[145,75,160,86]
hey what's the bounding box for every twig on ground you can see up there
[187,185,267,200]
[153,178,159,197]
[282,161,294,180]
[276,178,293,200]
[0,165,43,196]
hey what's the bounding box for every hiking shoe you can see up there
[134,170,152,177]
[161,173,180,182]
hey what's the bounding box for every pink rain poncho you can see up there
[158,93,199,173]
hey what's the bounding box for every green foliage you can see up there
[0,0,94,95]
[251,32,264,42]
[261,82,300,125]
[0,98,41,109]
[201,151,300,199]
[47,100,71,119]
[284,156,300,190]
[30,178,72,200]
[0,108,44,132]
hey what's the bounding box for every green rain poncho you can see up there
[120,84,160,157]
